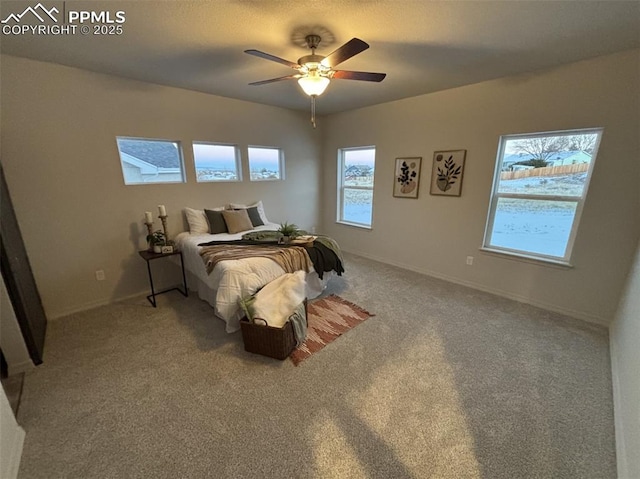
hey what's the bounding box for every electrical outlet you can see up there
[466,256,474,266]
[95,270,105,281]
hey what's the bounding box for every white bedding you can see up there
[174,223,331,333]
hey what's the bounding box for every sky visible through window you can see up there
[193,143,239,181]
[248,147,281,180]
[344,149,375,169]
[193,144,236,169]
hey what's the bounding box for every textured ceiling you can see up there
[1,0,639,114]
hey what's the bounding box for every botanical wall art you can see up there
[393,157,422,198]
[430,150,466,196]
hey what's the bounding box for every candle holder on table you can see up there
[145,222,154,251]
[159,215,169,242]
[158,215,174,253]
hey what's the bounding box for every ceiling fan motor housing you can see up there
[298,54,325,68]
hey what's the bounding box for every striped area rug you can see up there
[290,295,374,366]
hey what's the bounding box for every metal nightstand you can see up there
[138,250,188,307]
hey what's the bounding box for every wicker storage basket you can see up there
[240,300,307,360]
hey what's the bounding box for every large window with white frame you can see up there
[483,128,603,264]
[116,137,185,185]
[337,146,376,228]
[192,142,241,182]
[248,146,283,180]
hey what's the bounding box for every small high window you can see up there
[193,142,241,182]
[116,137,185,185]
[248,146,283,181]
[483,128,602,264]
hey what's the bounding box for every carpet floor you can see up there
[16,253,616,478]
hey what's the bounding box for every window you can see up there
[248,146,283,180]
[337,146,376,228]
[116,137,185,185]
[483,128,602,264]
[192,142,241,182]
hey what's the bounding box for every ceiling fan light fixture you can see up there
[297,75,330,96]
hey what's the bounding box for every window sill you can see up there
[196,179,242,183]
[336,220,372,231]
[480,247,573,269]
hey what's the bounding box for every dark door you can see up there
[1,163,47,364]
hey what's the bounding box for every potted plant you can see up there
[277,222,300,244]
[147,230,166,253]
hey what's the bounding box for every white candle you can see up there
[158,205,166,216]
[144,211,153,224]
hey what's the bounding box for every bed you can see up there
[174,222,340,333]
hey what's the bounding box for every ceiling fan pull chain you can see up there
[311,95,317,129]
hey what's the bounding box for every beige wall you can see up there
[610,239,640,479]
[0,55,322,319]
[322,49,640,325]
[2,51,638,324]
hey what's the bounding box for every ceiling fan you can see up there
[245,35,386,127]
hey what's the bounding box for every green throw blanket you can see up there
[241,230,343,264]
[241,230,282,242]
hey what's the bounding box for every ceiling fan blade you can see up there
[248,75,300,86]
[332,70,387,82]
[321,38,369,68]
[244,49,300,69]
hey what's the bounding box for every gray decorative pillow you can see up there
[204,209,228,234]
[242,206,264,227]
[222,209,254,234]
[228,201,269,224]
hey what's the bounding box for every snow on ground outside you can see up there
[492,173,587,257]
[343,173,588,258]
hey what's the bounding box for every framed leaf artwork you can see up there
[393,157,422,198]
[430,150,466,196]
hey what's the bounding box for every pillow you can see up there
[204,209,228,234]
[184,208,209,235]
[222,209,253,234]
[246,206,264,227]
[233,205,264,227]
[228,200,269,224]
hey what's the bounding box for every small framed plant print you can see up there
[393,157,422,198]
[430,150,466,196]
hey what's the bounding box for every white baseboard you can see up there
[49,251,609,327]
[47,281,187,320]
[47,289,150,320]
[344,249,609,327]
